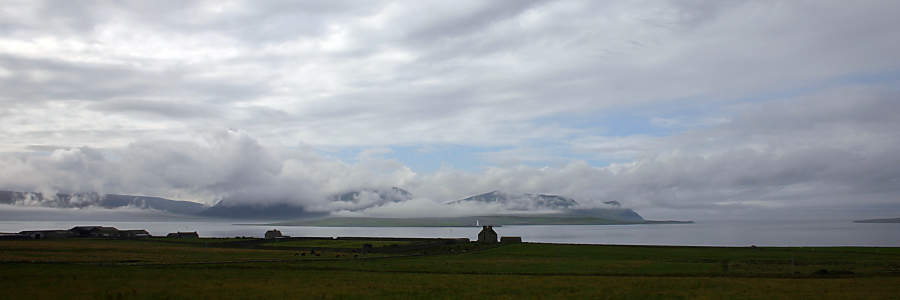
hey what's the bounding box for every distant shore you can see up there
[261,216,695,227]
[854,218,900,223]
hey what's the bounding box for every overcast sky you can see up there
[1,0,899,220]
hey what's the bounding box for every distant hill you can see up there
[332,187,414,211]
[0,188,416,220]
[445,191,579,210]
[269,190,683,226]
[198,187,413,220]
[567,208,645,222]
[0,188,685,224]
[444,191,645,222]
[0,190,205,215]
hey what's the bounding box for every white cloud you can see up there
[4,1,899,150]
[1,1,899,219]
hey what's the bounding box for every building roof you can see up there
[70,226,119,232]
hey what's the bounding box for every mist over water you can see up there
[2,219,896,247]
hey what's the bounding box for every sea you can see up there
[1,219,897,247]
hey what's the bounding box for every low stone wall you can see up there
[500,236,522,243]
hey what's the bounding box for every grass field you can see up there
[259,239,422,249]
[1,238,899,299]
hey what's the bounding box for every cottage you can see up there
[167,231,200,238]
[264,229,283,239]
[477,226,498,244]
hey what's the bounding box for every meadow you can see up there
[1,238,898,299]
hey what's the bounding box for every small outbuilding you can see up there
[265,229,283,239]
[477,226,498,244]
[500,236,522,244]
[167,231,200,238]
[119,230,152,238]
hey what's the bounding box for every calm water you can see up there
[1,219,897,247]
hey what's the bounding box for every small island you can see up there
[854,218,900,223]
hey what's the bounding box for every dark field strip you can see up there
[1,239,899,299]
[2,263,899,300]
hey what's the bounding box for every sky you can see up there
[1,0,899,220]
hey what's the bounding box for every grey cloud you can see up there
[115,129,285,197]
[0,204,199,222]
[6,1,900,150]
[87,99,221,119]
[0,55,270,105]
[32,0,104,33]
[403,0,549,42]
[0,55,140,103]
[0,129,416,210]
[2,95,898,219]
[154,1,373,42]
[1,1,900,220]
[407,87,900,216]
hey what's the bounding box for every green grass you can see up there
[305,243,900,276]
[1,239,899,299]
[148,237,257,244]
[0,238,367,263]
[260,239,421,248]
[3,263,898,300]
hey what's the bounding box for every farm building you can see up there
[13,226,150,239]
[69,226,120,238]
[167,231,200,238]
[119,230,151,238]
[19,230,78,239]
[0,233,25,240]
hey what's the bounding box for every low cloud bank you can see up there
[1,87,899,219]
[0,204,195,222]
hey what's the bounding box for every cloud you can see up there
[2,87,899,217]
[0,204,197,222]
[1,1,899,220]
[3,1,899,151]
[87,99,221,119]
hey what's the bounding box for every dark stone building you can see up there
[265,229,283,239]
[477,225,498,243]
